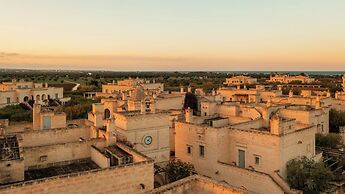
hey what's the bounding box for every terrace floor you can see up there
[25,159,100,181]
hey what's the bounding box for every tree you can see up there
[0,105,32,122]
[183,92,198,113]
[287,157,333,194]
[165,159,195,183]
[329,109,345,133]
[316,133,343,148]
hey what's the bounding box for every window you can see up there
[238,149,245,168]
[255,155,261,165]
[307,144,311,152]
[199,145,205,157]
[187,145,192,154]
[55,93,59,99]
[6,97,10,104]
[39,155,48,162]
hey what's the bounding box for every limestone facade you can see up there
[218,86,282,103]
[146,175,247,194]
[175,100,317,193]
[224,75,257,86]
[101,78,164,95]
[268,74,315,84]
[0,104,154,194]
[0,79,64,108]
[88,98,172,163]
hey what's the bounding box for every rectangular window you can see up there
[187,146,192,154]
[255,155,260,165]
[55,93,59,98]
[199,145,205,157]
[6,97,10,104]
[39,155,48,162]
[307,144,311,152]
[238,149,245,168]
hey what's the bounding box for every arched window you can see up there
[23,96,29,102]
[42,94,46,100]
[36,95,41,101]
[104,109,110,119]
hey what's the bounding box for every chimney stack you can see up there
[187,86,192,93]
[185,107,193,123]
[140,100,146,114]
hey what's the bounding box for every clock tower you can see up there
[113,102,170,163]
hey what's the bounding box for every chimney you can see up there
[270,115,283,135]
[122,92,127,100]
[105,119,117,146]
[187,86,192,93]
[141,100,146,114]
[266,98,272,107]
[150,99,156,113]
[185,107,193,123]
[212,88,216,96]
[315,95,321,109]
[33,103,42,130]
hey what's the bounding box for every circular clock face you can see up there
[144,136,153,145]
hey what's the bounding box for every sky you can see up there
[0,0,345,71]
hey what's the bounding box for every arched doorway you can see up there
[104,109,111,119]
[23,96,29,102]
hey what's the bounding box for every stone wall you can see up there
[0,160,154,194]
[331,99,345,111]
[216,162,285,194]
[0,159,24,184]
[147,175,245,194]
[90,145,110,168]
[18,126,90,147]
[23,139,105,169]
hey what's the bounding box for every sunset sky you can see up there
[1,0,345,71]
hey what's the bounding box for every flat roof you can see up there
[24,159,99,181]
[0,135,20,161]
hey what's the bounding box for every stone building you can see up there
[88,97,173,163]
[224,75,257,86]
[147,175,246,194]
[0,79,64,108]
[101,78,164,96]
[268,74,315,84]
[95,78,185,112]
[218,85,282,103]
[0,104,154,194]
[174,98,320,193]
[216,84,330,134]
[270,90,331,134]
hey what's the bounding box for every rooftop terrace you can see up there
[25,159,99,181]
[0,135,20,161]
